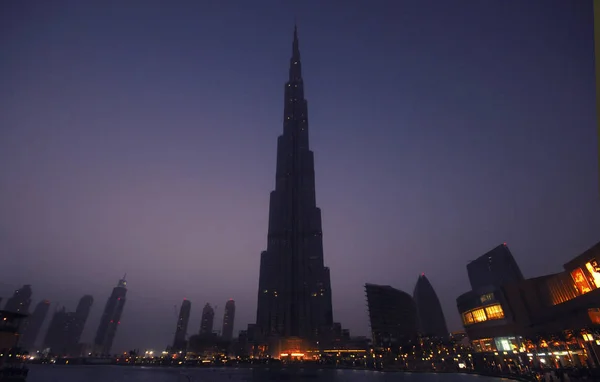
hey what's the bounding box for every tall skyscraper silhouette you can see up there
[43,306,75,355]
[221,299,235,341]
[94,277,127,355]
[19,299,51,351]
[412,274,448,339]
[67,295,93,354]
[255,25,333,352]
[199,303,214,336]
[4,285,32,314]
[173,299,191,351]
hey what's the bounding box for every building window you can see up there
[588,308,600,325]
[585,260,600,289]
[462,312,474,325]
[462,304,505,326]
[480,293,494,304]
[471,308,486,323]
[571,268,592,294]
[485,304,505,320]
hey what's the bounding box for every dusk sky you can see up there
[1,0,598,352]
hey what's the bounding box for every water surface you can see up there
[28,365,509,382]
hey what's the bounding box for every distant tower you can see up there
[67,295,93,355]
[365,283,418,348]
[221,299,236,341]
[4,285,33,314]
[173,299,191,351]
[413,274,449,339]
[467,243,524,290]
[94,277,127,355]
[19,300,51,351]
[43,306,69,355]
[199,303,215,336]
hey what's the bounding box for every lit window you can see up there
[586,260,600,289]
[571,268,592,294]
[588,308,600,325]
[462,312,474,325]
[484,304,505,320]
[471,309,486,323]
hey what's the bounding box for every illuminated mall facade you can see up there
[457,241,600,367]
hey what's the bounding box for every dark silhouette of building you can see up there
[255,25,333,353]
[43,306,69,354]
[365,283,418,350]
[4,285,32,314]
[173,299,191,351]
[67,295,93,355]
[18,299,50,351]
[467,243,524,290]
[413,274,449,339]
[221,299,235,341]
[94,276,127,355]
[199,303,214,336]
[0,310,27,357]
[41,295,94,356]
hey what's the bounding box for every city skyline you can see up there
[1,1,599,352]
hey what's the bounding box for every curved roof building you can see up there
[413,274,449,339]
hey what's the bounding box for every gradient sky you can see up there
[1,0,599,352]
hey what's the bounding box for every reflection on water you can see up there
[28,365,508,382]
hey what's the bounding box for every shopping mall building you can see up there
[457,241,600,369]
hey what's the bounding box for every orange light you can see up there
[291,353,304,357]
[280,353,289,357]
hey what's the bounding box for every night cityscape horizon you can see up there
[1,0,599,363]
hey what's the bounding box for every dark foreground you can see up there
[27,365,509,382]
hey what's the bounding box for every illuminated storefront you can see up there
[470,336,522,353]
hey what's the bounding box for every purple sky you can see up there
[1,0,599,352]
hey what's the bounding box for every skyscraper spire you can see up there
[289,25,302,82]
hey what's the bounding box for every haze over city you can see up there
[1,0,599,353]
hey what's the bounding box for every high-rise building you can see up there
[4,285,32,314]
[94,277,127,355]
[467,244,524,290]
[412,274,448,339]
[221,299,235,341]
[255,25,333,352]
[173,299,191,351]
[199,303,214,336]
[365,283,418,349]
[67,295,93,354]
[43,306,70,354]
[18,300,51,351]
[41,295,94,356]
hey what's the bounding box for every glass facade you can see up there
[461,304,505,326]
